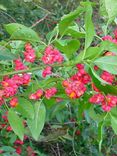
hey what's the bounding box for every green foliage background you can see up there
[0,0,117,156]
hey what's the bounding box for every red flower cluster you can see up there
[45,87,57,99]
[29,87,57,100]
[14,139,24,145]
[10,97,18,107]
[15,146,22,155]
[89,93,117,112]
[71,64,91,84]
[63,80,87,99]
[102,29,117,45]
[102,35,117,44]
[6,126,12,132]
[42,46,64,64]
[0,73,31,105]
[42,66,52,78]
[29,89,43,100]
[14,59,27,71]
[100,71,115,84]
[62,64,91,99]
[104,51,115,56]
[24,43,36,63]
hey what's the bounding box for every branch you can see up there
[30,13,49,28]
[0,61,79,77]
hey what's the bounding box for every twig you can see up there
[30,14,49,28]
[0,61,77,77]
[57,143,61,156]
[72,127,79,156]
[51,145,58,156]
[50,121,77,125]
[0,10,16,22]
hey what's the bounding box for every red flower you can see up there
[29,89,43,100]
[15,146,22,154]
[42,66,52,78]
[10,97,18,107]
[14,59,27,71]
[14,139,24,145]
[6,126,12,132]
[100,71,115,84]
[89,93,105,104]
[24,43,36,63]
[75,130,81,136]
[45,87,57,99]
[42,46,64,64]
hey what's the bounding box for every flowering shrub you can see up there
[0,0,117,155]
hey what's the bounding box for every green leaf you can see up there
[4,23,25,35]
[28,102,46,141]
[46,26,58,42]
[85,2,95,49]
[110,107,117,118]
[0,5,7,11]
[64,24,85,38]
[0,46,17,60]
[91,67,109,84]
[54,39,80,58]
[100,40,117,54]
[51,102,67,118]
[110,113,117,134]
[89,67,117,95]
[105,0,117,22]
[88,106,105,122]
[94,56,117,74]
[59,6,84,35]
[4,23,40,42]
[0,146,15,152]
[77,47,102,62]
[8,109,24,141]
[15,98,34,119]
[99,0,108,18]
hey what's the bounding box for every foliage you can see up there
[0,0,117,155]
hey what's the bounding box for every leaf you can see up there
[0,46,17,60]
[15,98,34,119]
[91,68,109,84]
[54,39,80,58]
[51,102,67,118]
[4,23,26,35]
[46,26,58,42]
[110,107,117,118]
[94,56,117,74]
[64,24,85,38]
[88,106,105,123]
[89,67,117,95]
[105,0,117,23]
[0,146,15,152]
[4,23,40,42]
[59,6,84,35]
[110,113,117,134]
[28,102,46,141]
[0,5,7,11]
[85,2,95,49]
[77,47,102,62]
[84,47,103,60]
[100,40,117,54]
[8,109,24,141]
[99,0,108,18]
